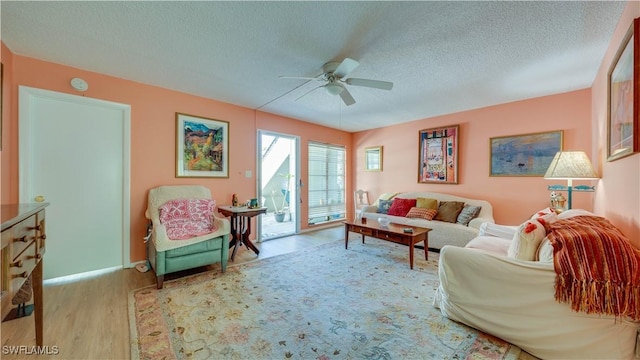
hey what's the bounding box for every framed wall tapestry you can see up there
[365,146,383,171]
[607,17,640,162]
[418,125,458,184]
[176,112,229,178]
[490,130,563,177]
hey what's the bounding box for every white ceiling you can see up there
[1,1,626,132]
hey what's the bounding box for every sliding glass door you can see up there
[258,130,299,240]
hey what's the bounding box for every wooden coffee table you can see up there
[344,219,432,269]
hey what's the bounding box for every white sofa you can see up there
[433,217,640,359]
[361,191,494,249]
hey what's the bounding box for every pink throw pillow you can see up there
[387,198,417,217]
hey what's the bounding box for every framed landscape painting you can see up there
[418,125,458,184]
[607,18,639,162]
[176,113,229,178]
[490,130,563,177]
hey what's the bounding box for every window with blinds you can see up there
[308,141,346,225]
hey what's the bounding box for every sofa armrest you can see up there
[434,246,640,360]
[477,222,517,239]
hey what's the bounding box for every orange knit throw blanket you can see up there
[546,216,640,320]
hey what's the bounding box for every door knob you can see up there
[34,195,45,202]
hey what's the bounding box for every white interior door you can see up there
[19,86,131,280]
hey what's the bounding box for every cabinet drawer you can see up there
[10,215,37,259]
[35,210,46,256]
[1,227,12,249]
[375,231,403,242]
[350,225,373,236]
[9,241,37,292]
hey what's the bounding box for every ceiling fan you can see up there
[280,58,393,106]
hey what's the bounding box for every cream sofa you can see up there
[433,213,640,359]
[361,191,494,249]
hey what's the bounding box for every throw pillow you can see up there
[372,192,399,207]
[433,201,465,223]
[406,207,437,220]
[456,205,482,226]
[531,208,558,232]
[536,238,554,262]
[416,197,438,210]
[387,198,417,217]
[377,199,394,214]
[507,219,546,261]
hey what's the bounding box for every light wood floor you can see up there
[0,226,343,359]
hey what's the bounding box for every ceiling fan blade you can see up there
[334,58,359,78]
[279,75,321,80]
[339,87,356,106]
[345,78,394,90]
[295,85,323,102]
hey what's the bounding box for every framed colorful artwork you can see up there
[607,18,640,162]
[364,146,383,171]
[490,130,563,177]
[418,125,458,184]
[176,112,229,178]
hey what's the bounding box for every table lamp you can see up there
[544,151,599,209]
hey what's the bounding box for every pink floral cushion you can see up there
[158,199,218,240]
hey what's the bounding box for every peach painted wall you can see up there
[1,42,16,205]
[353,89,594,225]
[591,1,640,249]
[0,49,351,263]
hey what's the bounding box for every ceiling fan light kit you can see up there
[281,57,393,106]
[325,82,344,95]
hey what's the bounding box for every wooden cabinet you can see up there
[1,203,48,346]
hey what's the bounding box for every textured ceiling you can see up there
[0,1,626,132]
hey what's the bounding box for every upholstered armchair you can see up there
[145,185,230,288]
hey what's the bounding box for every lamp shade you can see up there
[544,151,598,180]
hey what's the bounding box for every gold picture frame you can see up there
[489,130,563,177]
[418,125,459,184]
[607,18,640,162]
[176,113,229,178]
[364,146,383,171]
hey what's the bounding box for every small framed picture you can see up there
[365,146,383,171]
[176,113,229,178]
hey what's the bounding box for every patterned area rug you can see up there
[129,237,522,359]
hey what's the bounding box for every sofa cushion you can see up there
[406,207,437,220]
[434,201,465,223]
[507,219,546,261]
[416,197,438,210]
[456,205,482,226]
[465,235,511,255]
[387,198,416,217]
[377,199,394,214]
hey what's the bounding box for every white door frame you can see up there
[18,86,132,268]
[257,129,301,240]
